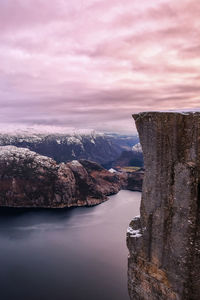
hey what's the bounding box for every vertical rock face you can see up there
[127,112,200,300]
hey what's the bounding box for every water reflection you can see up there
[0,190,141,300]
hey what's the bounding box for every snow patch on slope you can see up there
[127,226,142,238]
[132,143,142,153]
[0,146,55,168]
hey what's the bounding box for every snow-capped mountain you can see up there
[0,129,138,167]
[112,143,143,168]
[132,143,142,153]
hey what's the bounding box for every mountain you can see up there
[105,133,139,150]
[112,142,143,168]
[0,146,121,208]
[0,131,139,168]
[0,146,143,208]
[132,142,142,152]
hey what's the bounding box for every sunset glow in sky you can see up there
[0,0,200,133]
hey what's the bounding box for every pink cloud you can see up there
[0,0,199,133]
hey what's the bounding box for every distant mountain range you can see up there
[0,131,139,168]
[112,143,143,168]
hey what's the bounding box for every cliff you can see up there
[0,146,142,208]
[120,170,144,192]
[127,112,200,300]
[0,146,121,208]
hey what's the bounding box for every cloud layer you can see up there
[0,0,199,133]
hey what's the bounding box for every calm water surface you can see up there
[0,190,141,300]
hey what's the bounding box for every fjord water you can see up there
[0,190,140,300]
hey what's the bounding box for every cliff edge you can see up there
[127,112,200,300]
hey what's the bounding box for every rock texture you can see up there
[127,112,200,300]
[0,146,121,208]
[120,170,144,192]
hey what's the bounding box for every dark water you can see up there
[0,190,141,300]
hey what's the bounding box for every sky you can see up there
[0,0,200,134]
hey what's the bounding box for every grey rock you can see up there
[127,112,200,300]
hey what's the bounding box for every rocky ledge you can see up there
[127,112,200,300]
[0,146,142,208]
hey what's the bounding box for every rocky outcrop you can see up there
[127,112,200,300]
[0,146,121,208]
[120,170,144,192]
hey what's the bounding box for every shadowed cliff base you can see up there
[127,112,200,300]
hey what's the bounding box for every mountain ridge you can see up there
[0,131,139,167]
[0,146,143,208]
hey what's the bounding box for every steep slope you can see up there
[132,143,142,152]
[127,112,200,300]
[112,149,143,168]
[112,142,143,168]
[0,146,143,208]
[0,131,138,167]
[0,146,121,208]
